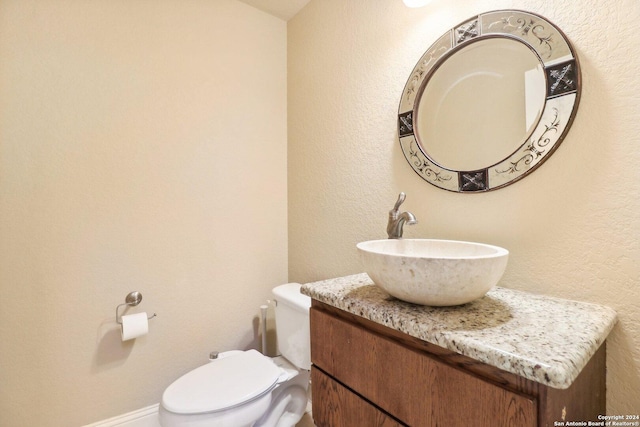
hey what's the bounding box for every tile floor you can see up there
[296,411,315,427]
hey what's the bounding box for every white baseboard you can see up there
[83,404,160,427]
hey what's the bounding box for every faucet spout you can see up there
[387,192,418,239]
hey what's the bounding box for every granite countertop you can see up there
[300,273,617,389]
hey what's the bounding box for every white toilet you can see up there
[158,283,311,427]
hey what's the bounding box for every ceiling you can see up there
[237,0,311,21]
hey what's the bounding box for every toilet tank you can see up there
[272,283,311,370]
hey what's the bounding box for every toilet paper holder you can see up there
[116,291,157,324]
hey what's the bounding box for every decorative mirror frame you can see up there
[398,10,581,192]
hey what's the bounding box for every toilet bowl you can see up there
[159,283,311,427]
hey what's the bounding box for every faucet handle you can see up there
[392,192,407,212]
[387,192,417,239]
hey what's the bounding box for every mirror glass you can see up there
[415,38,545,171]
[398,10,581,192]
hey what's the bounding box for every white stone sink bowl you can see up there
[356,239,509,306]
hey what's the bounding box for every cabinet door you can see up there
[311,307,537,427]
[312,367,406,427]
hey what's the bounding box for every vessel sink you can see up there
[356,239,508,306]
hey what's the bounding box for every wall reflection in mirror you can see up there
[398,10,580,192]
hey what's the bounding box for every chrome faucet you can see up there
[387,192,417,239]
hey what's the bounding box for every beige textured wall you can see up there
[0,1,287,425]
[288,0,640,413]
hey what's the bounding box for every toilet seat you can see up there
[162,350,282,415]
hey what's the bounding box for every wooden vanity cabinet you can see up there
[310,301,606,427]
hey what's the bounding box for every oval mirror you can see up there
[398,10,581,192]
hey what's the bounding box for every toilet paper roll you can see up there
[121,312,149,341]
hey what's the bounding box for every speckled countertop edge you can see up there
[301,273,618,389]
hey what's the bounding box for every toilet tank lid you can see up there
[272,283,310,311]
[161,350,281,415]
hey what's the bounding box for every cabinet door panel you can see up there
[312,367,406,427]
[311,307,536,427]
